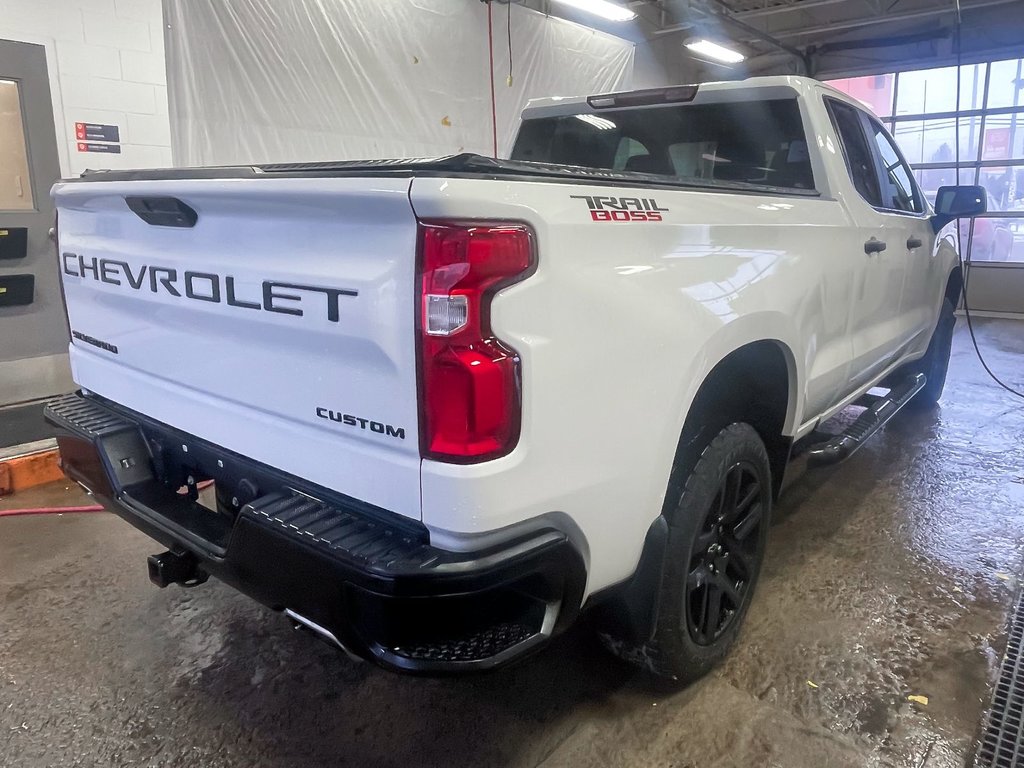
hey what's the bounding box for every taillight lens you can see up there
[417,221,534,462]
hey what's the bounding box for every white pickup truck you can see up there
[46,76,986,682]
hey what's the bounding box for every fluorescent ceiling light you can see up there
[576,114,617,130]
[551,0,637,22]
[685,38,746,64]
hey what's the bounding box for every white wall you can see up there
[165,0,634,165]
[0,0,171,178]
[633,37,706,90]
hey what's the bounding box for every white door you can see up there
[861,115,940,353]
[824,97,908,393]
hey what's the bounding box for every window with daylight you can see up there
[827,57,1024,262]
[0,79,34,211]
[826,73,895,118]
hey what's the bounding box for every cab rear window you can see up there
[511,98,815,191]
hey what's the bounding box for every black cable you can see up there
[507,0,514,85]
[961,277,1024,398]
[952,8,1024,400]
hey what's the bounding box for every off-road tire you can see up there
[601,422,772,685]
[908,297,955,408]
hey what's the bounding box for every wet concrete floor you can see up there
[2,318,1024,767]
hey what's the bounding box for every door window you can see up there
[825,98,882,207]
[0,79,33,210]
[866,119,924,213]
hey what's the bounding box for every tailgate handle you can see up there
[125,196,198,228]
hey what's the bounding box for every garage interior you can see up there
[2,1,1024,767]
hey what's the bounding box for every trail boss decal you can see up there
[570,195,669,222]
[61,253,357,323]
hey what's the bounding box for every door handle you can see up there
[864,238,887,255]
[906,237,923,249]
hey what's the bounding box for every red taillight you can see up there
[417,221,534,462]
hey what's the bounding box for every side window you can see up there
[613,137,652,172]
[866,119,924,213]
[826,99,882,207]
[668,142,703,177]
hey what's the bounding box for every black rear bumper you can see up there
[44,392,586,674]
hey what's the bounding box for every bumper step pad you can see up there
[393,622,535,663]
[44,392,133,439]
[246,492,429,570]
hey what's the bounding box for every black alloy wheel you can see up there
[596,422,772,684]
[685,461,763,646]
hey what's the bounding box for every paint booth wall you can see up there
[2,0,170,177]
[164,0,635,165]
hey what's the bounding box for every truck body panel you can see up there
[55,176,423,519]
[410,175,860,592]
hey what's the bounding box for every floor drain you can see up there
[977,589,1024,767]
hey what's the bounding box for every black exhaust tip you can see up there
[147,550,208,588]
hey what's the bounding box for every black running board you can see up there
[806,373,926,468]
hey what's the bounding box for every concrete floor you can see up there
[2,318,1024,768]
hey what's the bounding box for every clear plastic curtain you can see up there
[164,0,635,166]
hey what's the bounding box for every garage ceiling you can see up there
[519,0,1024,77]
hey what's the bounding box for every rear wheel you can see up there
[909,298,955,408]
[602,422,772,684]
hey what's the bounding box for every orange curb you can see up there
[0,449,64,496]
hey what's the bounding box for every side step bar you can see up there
[806,373,926,468]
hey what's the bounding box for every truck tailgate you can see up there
[52,176,421,520]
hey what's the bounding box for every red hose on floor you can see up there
[0,505,105,517]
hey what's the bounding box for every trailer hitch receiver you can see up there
[147,550,209,588]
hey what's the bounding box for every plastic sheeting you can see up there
[164,0,635,165]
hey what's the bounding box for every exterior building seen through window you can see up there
[827,58,1024,262]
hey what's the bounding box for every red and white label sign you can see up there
[983,127,1010,161]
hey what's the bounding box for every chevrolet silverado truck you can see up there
[46,76,987,682]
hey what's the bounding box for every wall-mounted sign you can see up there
[77,142,122,154]
[75,122,120,142]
